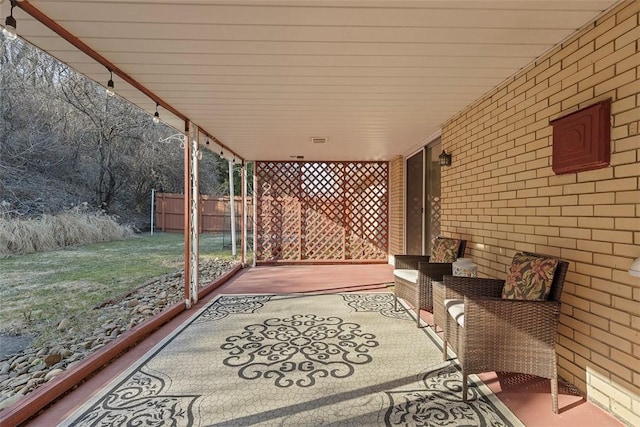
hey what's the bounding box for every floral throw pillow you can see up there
[430,237,460,263]
[502,252,559,300]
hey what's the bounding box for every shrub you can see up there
[0,209,133,257]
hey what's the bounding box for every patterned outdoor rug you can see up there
[62,293,523,426]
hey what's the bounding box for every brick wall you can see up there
[389,156,404,258]
[439,1,639,424]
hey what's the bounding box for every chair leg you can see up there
[462,371,468,402]
[416,308,421,327]
[394,295,398,311]
[442,340,448,360]
[551,377,559,414]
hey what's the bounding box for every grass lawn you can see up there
[0,232,236,335]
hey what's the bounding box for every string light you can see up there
[2,0,17,41]
[152,103,160,124]
[105,68,115,97]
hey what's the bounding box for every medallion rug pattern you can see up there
[62,293,523,426]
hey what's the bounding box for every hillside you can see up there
[0,34,231,230]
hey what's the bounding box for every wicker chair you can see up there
[393,238,466,327]
[435,252,569,414]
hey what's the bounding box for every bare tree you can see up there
[1,37,76,214]
[1,33,223,226]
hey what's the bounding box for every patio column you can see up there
[183,122,200,308]
[241,161,247,266]
[252,166,257,267]
[228,159,236,257]
[183,124,190,306]
[189,125,200,305]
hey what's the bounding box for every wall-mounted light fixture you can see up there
[629,257,640,278]
[2,0,17,41]
[105,68,115,97]
[439,150,452,167]
[152,103,160,124]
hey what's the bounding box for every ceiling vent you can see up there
[310,137,328,144]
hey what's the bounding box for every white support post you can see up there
[150,188,155,235]
[253,164,257,267]
[183,128,191,308]
[242,162,248,266]
[189,126,200,305]
[228,159,237,257]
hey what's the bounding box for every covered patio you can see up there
[0,0,638,425]
[24,264,621,426]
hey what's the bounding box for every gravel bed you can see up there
[0,258,238,411]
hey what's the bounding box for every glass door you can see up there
[405,138,441,255]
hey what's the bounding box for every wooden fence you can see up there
[154,193,252,234]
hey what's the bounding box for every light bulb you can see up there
[153,112,160,124]
[106,79,114,97]
[105,68,115,96]
[2,27,16,40]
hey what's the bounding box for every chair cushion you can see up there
[502,252,559,300]
[393,269,419,284]
[430,237,461,263]
[444,298,465,327]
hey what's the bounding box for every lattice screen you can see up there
[255,161,388,263]
[430,195,441,250]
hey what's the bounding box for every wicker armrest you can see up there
[464,297,561,343]
[394,254,430,270]
[442,276,504,299]
[417,261,452,281]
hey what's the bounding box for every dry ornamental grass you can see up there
[0,210,133,258]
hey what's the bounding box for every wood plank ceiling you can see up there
[2,0,619,161]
